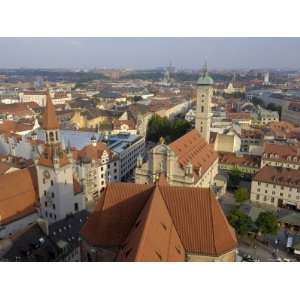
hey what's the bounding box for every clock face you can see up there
[43,170,50,179]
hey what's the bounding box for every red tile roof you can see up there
[0,120,34,134]
[219,152,261,168]
[263,143,300,161]
[0,103,34,118]
[81,181,237,260]
[112,119,136,130]
[253,166,300,188]
[77,143,112,161]
[0,167,38,225]
[169,129,218,178]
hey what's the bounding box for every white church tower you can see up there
[195,63,214,143]
[36,93,85,224]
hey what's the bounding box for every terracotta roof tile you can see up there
[81,182,237,259]
[169,129,218,177]
[77,143,112,161]
[117,186,185,262]
[42,93,59,130]
[0,167,38,225]
[254,166,300,188]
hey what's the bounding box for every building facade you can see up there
[35,93,85,224]
[250,166,300,210]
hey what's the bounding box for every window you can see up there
[51,192,55,198]
[271,197,275,203]
[49,132,54,142]
[256,195,260,200]
[43,178,46,184]
[53,204,56,209]
[257,188,260,192]
[45,201,48,207]
[201,106,204,113]
[74,203,79,211]
[280,193,283,197]
[51,180,54,186]
[55,131,58,141]
[264,196,267,201]
[258,182,261,186]
[44,191,47,196]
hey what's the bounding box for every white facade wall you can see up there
[37,163,85,224]
[250,180,300,209]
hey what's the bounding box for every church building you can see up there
[135,65,220,190]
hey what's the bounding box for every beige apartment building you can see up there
[250,166,300,209]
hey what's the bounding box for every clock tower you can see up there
[36,92,85,224]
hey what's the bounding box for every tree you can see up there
[227,168,242,190]
[172,119,191,140]
[228,209,254,236]
[255,211,279,236]
[234,187,249,205]
[146,115,191,143]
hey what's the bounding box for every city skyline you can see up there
[1,37,300,70]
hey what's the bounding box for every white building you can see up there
[108,133,145,181]
[35,93,85,224]
[250,165,300,210]
[19,91,71,107]
[74,136,120,203]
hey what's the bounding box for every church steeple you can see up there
[195,62,213,143]
[42,92,60,145]
[43,92,59,130]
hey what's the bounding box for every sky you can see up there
[0,37,300,70]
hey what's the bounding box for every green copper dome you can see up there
[197,63,214,85]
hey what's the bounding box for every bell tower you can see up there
[36,92,85,224]
[195,63,214,143]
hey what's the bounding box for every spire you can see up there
[203,61,208,77]
[42,91,59,130]
[197,61,214,85]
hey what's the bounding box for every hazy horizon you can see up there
[1,37,300,70]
